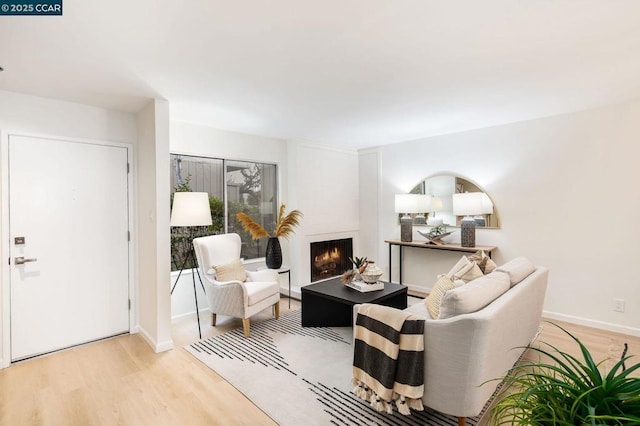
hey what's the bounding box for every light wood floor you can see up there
[1,296,638,425]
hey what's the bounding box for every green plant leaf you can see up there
[490,322,640,425]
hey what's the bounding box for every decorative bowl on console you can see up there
[418,224,452,245]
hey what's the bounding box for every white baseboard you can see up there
[171,308,211,323]
[543,310,640,337]
[286,288,301,300]
[405,283,429,295]
[136,325,175,353]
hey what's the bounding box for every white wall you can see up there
[287,142,359,293]
[362,99,640,336]
[136,100,173,351]
[0,90,138,367]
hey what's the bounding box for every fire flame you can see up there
[315,247,341,263]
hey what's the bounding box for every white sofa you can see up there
[355,258,548,425]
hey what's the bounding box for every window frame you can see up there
[170,152,279,266]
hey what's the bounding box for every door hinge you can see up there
[8,257,10,265]
[128,299,131,310]
[128,231,131,241]
[127,163,130,173]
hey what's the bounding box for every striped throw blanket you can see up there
[352,304,425,415]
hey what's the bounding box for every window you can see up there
[170,154,278,271]
[226,160,278,260]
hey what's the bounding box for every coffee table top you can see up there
[302,277,407,305]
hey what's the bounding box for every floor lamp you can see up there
[170,192,212,338]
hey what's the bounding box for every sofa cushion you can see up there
[212,258,247,282]
[496,256,535,287]
[438,270,510,319]
[425,274,456,319]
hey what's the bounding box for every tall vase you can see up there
[265,237,283,269]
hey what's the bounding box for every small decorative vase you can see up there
[361,261,383,284]
[265,237,283,269]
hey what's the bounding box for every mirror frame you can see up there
[409,174,500,229]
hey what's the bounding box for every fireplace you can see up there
[310,238,353,283]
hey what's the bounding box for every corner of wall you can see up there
[135,325,175,353]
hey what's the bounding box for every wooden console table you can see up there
[385,239,497,285]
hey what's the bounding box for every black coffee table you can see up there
[301,277,408,327]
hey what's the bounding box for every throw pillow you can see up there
[425,274,455,319]
[453,279,466,288]
[445,256,472,279]
[485,257,498,274]
[496,256,535,287]
[438,270,511,319]
[467,250,497,274]
[453,262,483,283]
[467,250,489,272]
[212,258,247,282]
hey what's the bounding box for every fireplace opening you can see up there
[310,238,353,283]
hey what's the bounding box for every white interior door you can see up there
[9,135,130,361]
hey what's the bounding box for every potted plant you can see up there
[490,323,640,425]
[349,256,368,279]
[236,203,302,269]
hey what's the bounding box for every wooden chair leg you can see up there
[273,301,280,319]
[242,318,250,337]
[458,417,466,426]
[211,313,217,326]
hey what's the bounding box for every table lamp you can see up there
[413,195,431,225]
[473,193,494,227]
[427,196,444,226]
[452,192,483,247]
[395,194,425,242]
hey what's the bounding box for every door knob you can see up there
[15,257,37,265]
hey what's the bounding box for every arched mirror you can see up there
[409,174,500,229]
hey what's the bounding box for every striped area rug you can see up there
[185,310,488,425]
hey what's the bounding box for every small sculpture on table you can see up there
[417,224,452,245]
[342,256,384,292]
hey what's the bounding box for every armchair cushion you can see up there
[246,269,279,283]
[212,258,247,282]
[246,280,281,306]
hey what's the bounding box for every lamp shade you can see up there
[170,192,213,227]
[415,195,431,213]
[395,194,427,214]
[452,192,484,217]
[481,193,494,214]
[430,196,443,212]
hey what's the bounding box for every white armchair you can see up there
[193,233,280,337]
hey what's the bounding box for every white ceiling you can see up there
[2,1,640,150]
